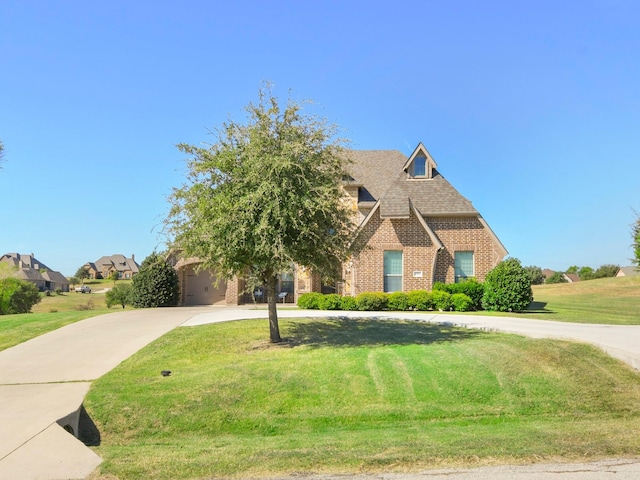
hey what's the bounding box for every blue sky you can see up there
[1,0,639,276]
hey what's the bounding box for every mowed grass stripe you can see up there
[85,318,640,479]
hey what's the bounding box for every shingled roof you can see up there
[345,148,477,218]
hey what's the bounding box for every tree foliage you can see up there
[75,266,91,281]
[0,277,41,314]
[106,283,133,309]
[545,271,568,284]
[165,85,356,342]
[632,211,640,268]
[131,252,180,308]
[593,264,620,279]
[482,257,533,312]
[524,265,546,285]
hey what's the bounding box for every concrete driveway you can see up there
[1,306,639,480]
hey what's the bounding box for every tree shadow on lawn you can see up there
[285,317,486,348]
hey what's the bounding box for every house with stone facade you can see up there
[175,143,507,305]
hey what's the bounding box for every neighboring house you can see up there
[0,253,70,292]
[175,143,508,305]
[616,266,640,277]
[564,273,581,283]
[84,254,140,280]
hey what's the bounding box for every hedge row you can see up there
[297,290,474,312]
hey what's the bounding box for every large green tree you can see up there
[166,86,356,342]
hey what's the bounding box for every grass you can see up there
[85,317,640,479]
[522,275,640,325]
[0,279,130,351]
[1,275,638,352]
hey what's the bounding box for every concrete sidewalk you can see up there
[0,306,214,480]
[1,306,639,480]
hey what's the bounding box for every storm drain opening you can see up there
[57,404,101,446]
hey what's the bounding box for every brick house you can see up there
[175,143,507,305]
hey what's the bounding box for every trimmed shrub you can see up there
[433,279,484,310]
[431,290,452,311]
[482,257,533,312]
[356,292,388,311]
[131,252,180,308]
[297,292,323,309]
[318,293,342,310]
[451,293,473,312]
[341,296,358,311]
[407,290,433,311]
[387,292,409,311]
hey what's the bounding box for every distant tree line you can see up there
[523,264,621,285]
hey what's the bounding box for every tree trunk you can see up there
[265,274,282,343]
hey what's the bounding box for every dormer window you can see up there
[403,142,437,180]
[413,156,426,177]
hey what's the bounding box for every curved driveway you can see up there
[1,306,639,480]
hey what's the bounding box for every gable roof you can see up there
[345,148,477,217]
[0,253,52,271]
[91,254,140,273]
[345,144,508,259]
[0,253,69,285]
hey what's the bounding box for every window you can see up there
[413,156,426,176]
[383,250,403,292]
[279,272,294,293]
[454,251,474,282]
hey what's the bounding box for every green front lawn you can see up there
[523,275,640,324]
[85,318,640,479]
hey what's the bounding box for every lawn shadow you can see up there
[525,301,556,314]
[285,317,485,348]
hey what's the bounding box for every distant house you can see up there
[84,254,140,280]
[616,266,640,277]
[564,273,581,283]
[0,253,70,292]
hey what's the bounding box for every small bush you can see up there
[75,300,95,311]
[356,292,388,311]
[55,288,63,295]
[433,279,484,310]
[387,292,409,311]
[451,293,473,312]
[297,292,323,309]
[407,290,433,311]
[431,290,452,311]
[318,294,342,310]
[341,296,358,311]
